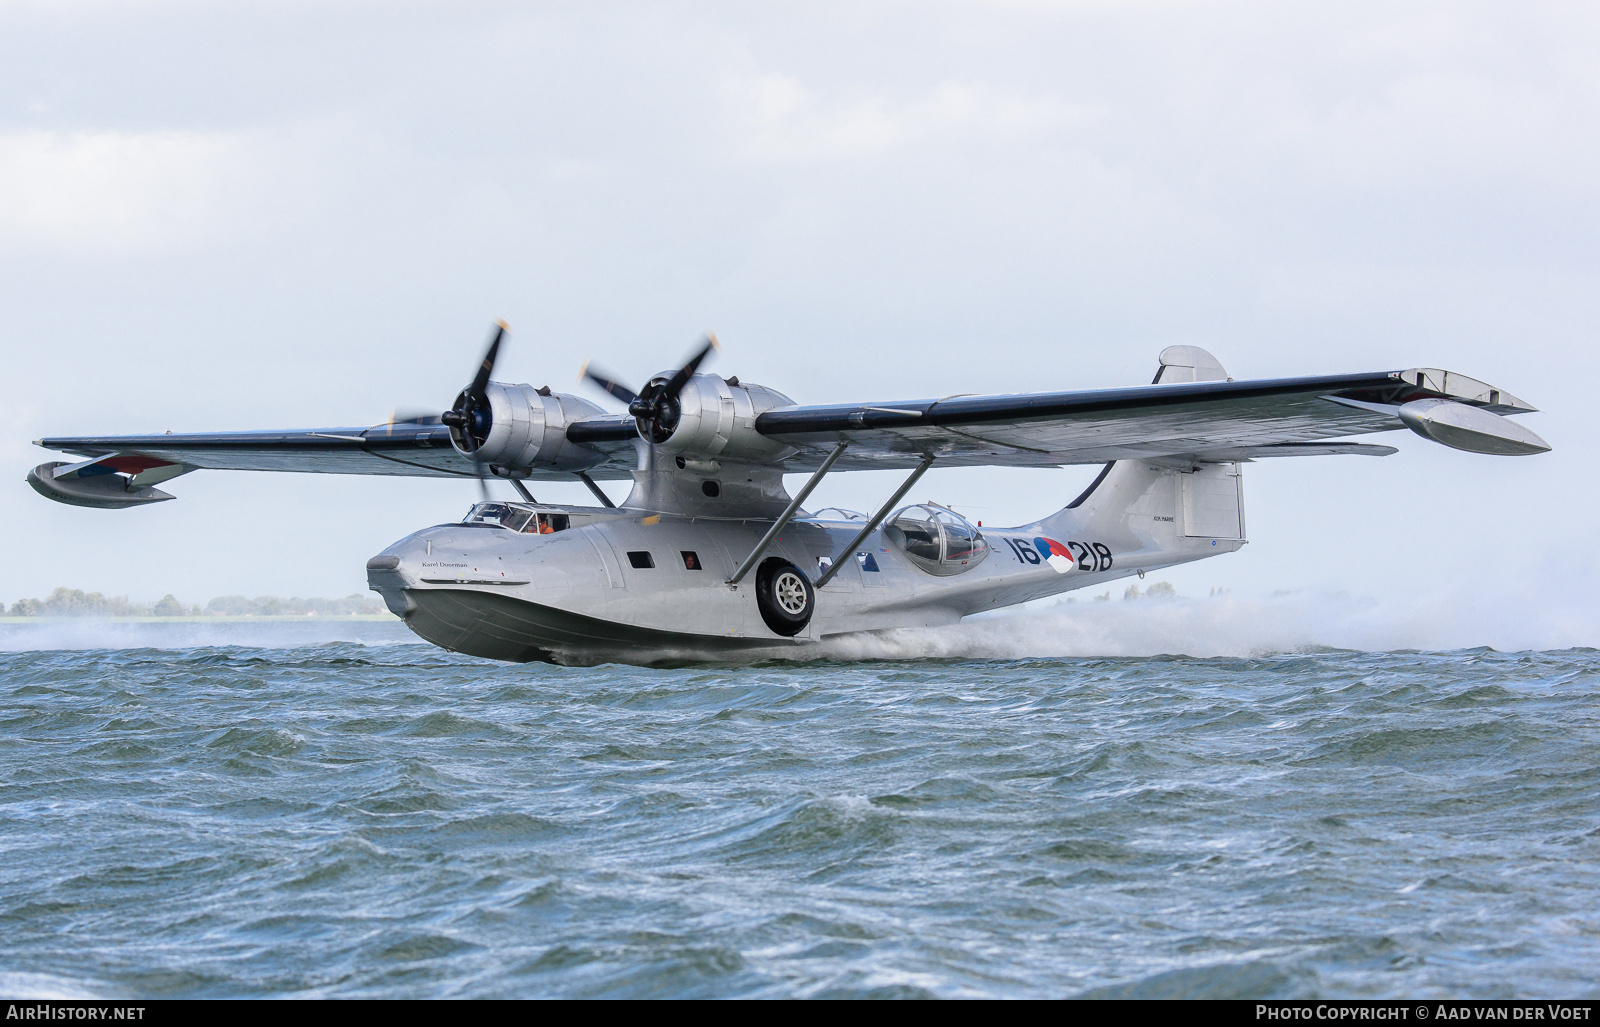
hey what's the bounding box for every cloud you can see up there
[0,128,293,253]
[723,73,1102,163]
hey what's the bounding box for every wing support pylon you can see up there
[726,440,850,586]
[813,453,937,589]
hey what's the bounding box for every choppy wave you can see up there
[1,635,1597,997]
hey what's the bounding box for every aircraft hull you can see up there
[367,462,1244,665]
[400,585,798,665]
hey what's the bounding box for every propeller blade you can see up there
[468,320,509,400]
[657,332,718,406]
[384,407,440,426]
[579,362,640,406]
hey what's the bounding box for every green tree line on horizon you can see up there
[3,588,385,617]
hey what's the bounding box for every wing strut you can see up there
[814,454,935,589]
[574,471,617,509]
[727,440,850,586]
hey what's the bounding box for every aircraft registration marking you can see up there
[1001,536,1113,574]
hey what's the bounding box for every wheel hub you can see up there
[774,571,808,615]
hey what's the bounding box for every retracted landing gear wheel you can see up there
[755,557,814,636]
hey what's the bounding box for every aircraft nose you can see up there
[366,551,417,616]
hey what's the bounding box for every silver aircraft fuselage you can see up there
[366,486,1240,664]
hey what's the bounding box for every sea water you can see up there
[1,614,1597,998]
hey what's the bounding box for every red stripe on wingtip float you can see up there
[101,456,179,473]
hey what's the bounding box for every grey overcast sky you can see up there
[2,1,1596,649]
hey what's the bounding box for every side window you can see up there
[627,551,655,569]
[523,513,571,534]
[680,551,702,570]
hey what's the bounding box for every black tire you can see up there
[755,557,814,636]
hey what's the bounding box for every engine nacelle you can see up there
[449,384,611,473]
[652,374,797,463]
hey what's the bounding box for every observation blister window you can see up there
[882,504,990,576]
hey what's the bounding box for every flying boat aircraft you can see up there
[27,325,1550,664]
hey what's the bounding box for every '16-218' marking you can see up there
[1003,537,1113,573]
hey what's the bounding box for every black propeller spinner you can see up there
[582,333,717,444]
[440,321,509,499]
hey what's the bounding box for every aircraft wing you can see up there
[32,421,639,482]
[748,367,1548,472]
[29,364,1546,509]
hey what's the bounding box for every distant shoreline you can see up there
[0,615,398,624]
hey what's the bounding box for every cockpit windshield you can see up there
[463,502,571,534]
[883,504,990,575]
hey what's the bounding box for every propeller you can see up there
[441,321,507,447]
[381,407,441,427]
[578,363,639,406]
[441,321,510,500]
[580,333,718,444]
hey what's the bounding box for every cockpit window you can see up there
[883,504,990,575]
[465,502,531,532]
[464,502,570,534]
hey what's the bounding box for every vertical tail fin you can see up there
[1031,347,1245,562]
[1151,345,1230,386]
